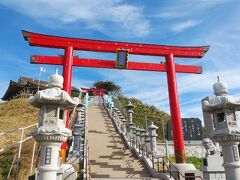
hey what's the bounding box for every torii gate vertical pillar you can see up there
[166,54,186,163]
[60,46,74,161]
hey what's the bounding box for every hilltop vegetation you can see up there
[118,95,170,141]
[91,80,170,140]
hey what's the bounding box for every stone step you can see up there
[88,104,151,178]
[90,172,151,178]
[91,178,160,180]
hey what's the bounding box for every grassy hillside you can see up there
[0,95,170,179]
[0,98,38,131]
[118,95,170,141]
[0,98,38,180]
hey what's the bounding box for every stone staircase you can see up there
[88,104,153,179]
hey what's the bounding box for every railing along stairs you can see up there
[102,94,203,180]
[0,123,38,179]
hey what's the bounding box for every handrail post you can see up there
[29,140,36,175]
[18,128,24,159]
[16,128,24,178]
[152,155,154,170]
[162,157,165,172]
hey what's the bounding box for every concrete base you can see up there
[171,163,203,180]
[172,163,196,171]
[200,155,226,180]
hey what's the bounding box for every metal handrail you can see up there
[105,96,204,180]
[130,137,203,180]
[0,123,37,154]
[81,98,91,180]
[113,97,128,119]
[0,123,38,179]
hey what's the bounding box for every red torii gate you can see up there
[22,30,209,163]
[82,88,105,96]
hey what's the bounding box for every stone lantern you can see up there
[125,101,135,128]
[202,80,240,180]
[29,72,78,180]
[148,122,159,153]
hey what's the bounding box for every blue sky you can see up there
[0,0,240,120]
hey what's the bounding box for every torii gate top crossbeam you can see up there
[22,30,209,58]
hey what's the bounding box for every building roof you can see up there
[2,76,79,101]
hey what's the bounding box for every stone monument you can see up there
[29,71,78,180]
[201,138,225,180]
[202,80,240,180]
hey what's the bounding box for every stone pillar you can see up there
[121,117,127,135]
[85,92,89,107]
[29,72,77,180]
[113,107,118,122]
[135,127,141,144]
[214,136,240,180]
[73,103,84,153]
[131,126,137,147]
[148,122,158,153]
[144,131,150,150]
[128,122,135,139]
[110,102,114,115]
[38,142,61,180]
[139,128,145,145]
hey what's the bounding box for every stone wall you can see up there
[157,141,206,158]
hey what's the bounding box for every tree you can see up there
[92,81,121,94]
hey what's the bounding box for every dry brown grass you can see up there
[0,98,38,131]
[0,98,39,180]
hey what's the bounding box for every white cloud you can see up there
[158,0,233,20]
[171,20,200,32]
[0,0,150,37]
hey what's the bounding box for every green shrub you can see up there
[0,156,13,179]
[168,156,203,169]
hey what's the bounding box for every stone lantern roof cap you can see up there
[202,81,240,112]
[148,122,158,129]
[49,69,64,89]
[126,101,135,109]
[213,81,228,96]
[131,126,137,130]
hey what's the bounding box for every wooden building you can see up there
[2,77,80,101]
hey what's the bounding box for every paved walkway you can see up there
[88,104,151,178]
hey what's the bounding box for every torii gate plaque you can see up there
[22,30,209,163]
